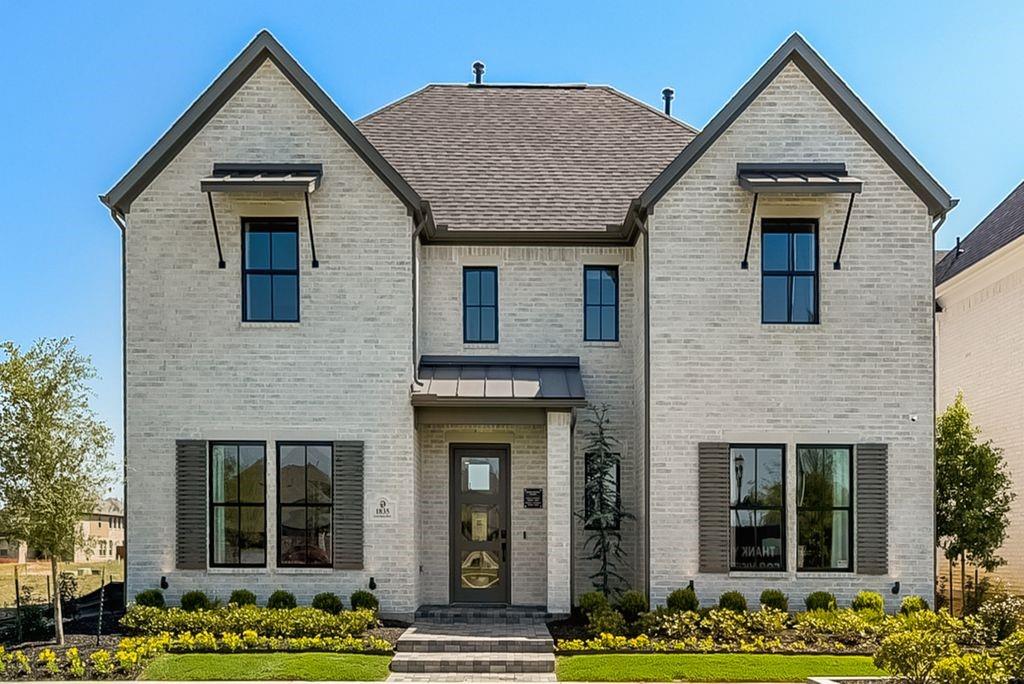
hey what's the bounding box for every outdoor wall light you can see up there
[687,580,694,591]
[891,581,901,595]
[369,577,377,590]
[160,576,168,590]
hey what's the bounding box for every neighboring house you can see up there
[75,498,126,563]
[100,31,954,617]
[936,181,1024,593]
[0,538,27,564]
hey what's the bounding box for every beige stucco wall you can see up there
[647,62,935,611]
[936,238,1024,593]
[75,514,125,563]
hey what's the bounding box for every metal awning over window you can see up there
[412,356,587,408]
[200,163,323,193]
[737,163,862,195]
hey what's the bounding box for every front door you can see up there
[450,445,510,604]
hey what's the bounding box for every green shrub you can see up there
[718,591,747,613]
[759,589,788,612]
[930,652,1008,684]
[666,587,699,613]
[579,591,609,617]
[616,590,648,623]
[874,629,957,684]
[900,595,929,615]
[229,589,257,606]
[805,591,837,612]
[312,592,345,615]
[795,608,885,646]
[134,589,165,608]
[851,590,885,613]
[180,590,213,612]
[350,590,379,613]
[974,596,1024,644]
[998,629,1024,680]
[587,606,627,636]
[120,604,378,638]
[267,590,297,610]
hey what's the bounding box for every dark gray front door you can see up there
[450,445,510,604]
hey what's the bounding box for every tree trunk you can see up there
[960,554,967,617]
[948,557,954,612]
[975,566,980,609]
[50,556,64,645]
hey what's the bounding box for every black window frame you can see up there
[761,219,819,325]
[241,217,300,323]
[275,441,334,569]
[583,265,620,342]
[463,266,499,343]
[208,441,267,569]
[796,444,854,572]
[583,452,622,530]
[729,443,787,572]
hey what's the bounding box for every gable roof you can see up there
[935,181,1024,286]
[357,84,696,242]
[100,30,423,221]
[637,33,956,220]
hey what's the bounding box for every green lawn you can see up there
[140,653,392,681]
[556,653,885,682]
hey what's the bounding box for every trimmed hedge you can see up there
[229,589,257,606]
[579,591,609,617]
[267,590,297,610]
[312,592,345,615]
[120,605,378,638]
[667,588,699,613]
[760,589,789,612]
[180,590,213,612]
[134,589,165,608]
[617,591,649,623]
[718,591,747,613]
[805,591,837,612]
[350,590,379,613]
[851,591,884,613]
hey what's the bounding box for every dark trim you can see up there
[304,192,319,268]
[760,219,820,325]
[120,224,127,606]
[728,444,787,573]
[410,396,588,409]
[276,441,334,569]
[208,441,268,569]
[741,193,759,270]
[637,33,955,218]
[241,217,300,323]
[100,31,423,220]
[583,453,622,531]
[738,162,849,175]
[583,265,619,342]
[420,355,580,368]
[206,192,226,269]
[423,225,633,246]
[462,266,498,344]
[832,194,856,270]
[795,444,854,573]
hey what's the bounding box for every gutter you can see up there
[411,203,432,389]
[107,206,128,608]
[629,205,652,605]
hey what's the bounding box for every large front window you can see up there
[463,267,498,343]
[730,445,785,571]
[584,266,619,341]
[277,443,332,567]
[243,219,299,322]
[210,442,266,567]
[797,445,852,571]
[762,219,818,324]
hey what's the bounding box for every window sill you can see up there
[796,571,857,578]
[583,340,621,348]
[208,566,268,574]
[239,321,301,330]
[727,571,789,579]
[275,566,336,575]
[463,342,499,349]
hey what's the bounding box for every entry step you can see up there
[389,651,556,674]
[415,604,550,624]
[396,623,554,653]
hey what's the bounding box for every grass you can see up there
[0,560,122,608]
[556,653,885,682]
[140,653,392,681]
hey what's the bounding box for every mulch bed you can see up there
[547,616,588,641]
[371,618,409,646]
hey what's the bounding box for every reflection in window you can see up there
[463,267,498,343]
[584,266,619,341]
[277,443,332,567]
[797,446,852,571]
[762,220,818,324]
[210,442,266,567]
[243,220,299,322]
[730,445,785,570]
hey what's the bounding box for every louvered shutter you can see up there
[856,443,888,575]
[175,440,207,570]
[698,442,730,573]
[333,441,365,569]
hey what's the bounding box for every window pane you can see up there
[585,306,601,340]
[239,507,266,565]
[246,231,270,269]
[479,306,496,342]
[762,233,789,271]
[278,506,307,565]
[762,276,789,323]
[246,275,272,321]
[466,307,481,341]
[479,269,496,306]
[465,270,480,306]
[791,276,816,323]
[730,447,756,506]
[793,232,816,271]
[306,445,332,504]
[601,305,617,340]
[798,509,850,570]
[462,457,499,493]
[756,448,784,506]
[307,507,332,566]
[238,445,264,503]
[272,275,298,321]
[271,231,297,270]
[731,510,783,570]
[601,269,617,305]
[279,445,306,504]
[798,447,850,508]
[212,445,238,504]
[212,506,239,565]
[585,269,601,304]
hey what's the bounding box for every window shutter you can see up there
[698,442,730,573]
[333,441,365,569]
[856,443,888,575]
[175,439,207,570]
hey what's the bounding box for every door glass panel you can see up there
[463,458,498,492]
[461,504,500,542]
[461,550,501,589]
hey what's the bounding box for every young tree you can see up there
[935,391,1014,614]
[0,338,113,644]
[577,403,634,596]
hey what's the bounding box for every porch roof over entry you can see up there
[412,356,587,408]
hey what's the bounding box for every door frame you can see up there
[448,443,511,604]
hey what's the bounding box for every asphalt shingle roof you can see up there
[357,84,697,234]
[936,181,1024,285]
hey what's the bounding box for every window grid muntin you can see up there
[276,442,333,568]
[729,444,786,572]
[584,265,619,341]
[761,219,819,324]
[242,219,300,322]
[209,441,267,568]
[796,444,854,572]
[463,266,498,343]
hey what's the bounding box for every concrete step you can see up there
[396,622,554,653]
[414,604,549,624]
[389,651,556,674]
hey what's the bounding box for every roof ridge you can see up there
[356,83,438,124]
[595,85,699,134]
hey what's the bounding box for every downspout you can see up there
[930,206,950,610]
[411,205,430,389]
[631,211,651,604]
[109,207,128,608]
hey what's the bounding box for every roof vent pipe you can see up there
[472,61,485,85]
[955,236,964,257]
[662,87,675,116]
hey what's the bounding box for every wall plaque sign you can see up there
[523,488,544,509]
[373,497,393,520]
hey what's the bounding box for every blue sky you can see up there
[2,1,1022,468]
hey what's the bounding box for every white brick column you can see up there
[546,409,572,614]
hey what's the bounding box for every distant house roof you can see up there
[357,84,696,242]
[936,181,1024,286]
[94,498,124,517]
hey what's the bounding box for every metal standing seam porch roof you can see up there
[199,163,323,193]
[736,163,863,195]
[412,356,587,408]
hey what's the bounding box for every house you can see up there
[936,181,1024,594]
[100,31,954,618]
[75,498,125,563]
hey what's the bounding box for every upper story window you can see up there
[463,267,498,343]
[243,219,299,322]
[584,266,619,341]
[278,443,332,567]
[210,442,267,568]
[762,219,818,324]
[730,445,785,571]
[797,445,852,571]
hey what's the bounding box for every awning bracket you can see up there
[206,191,226,269]
[305,191,319,268]
[740,193,758,269]
[832,193,856,270]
